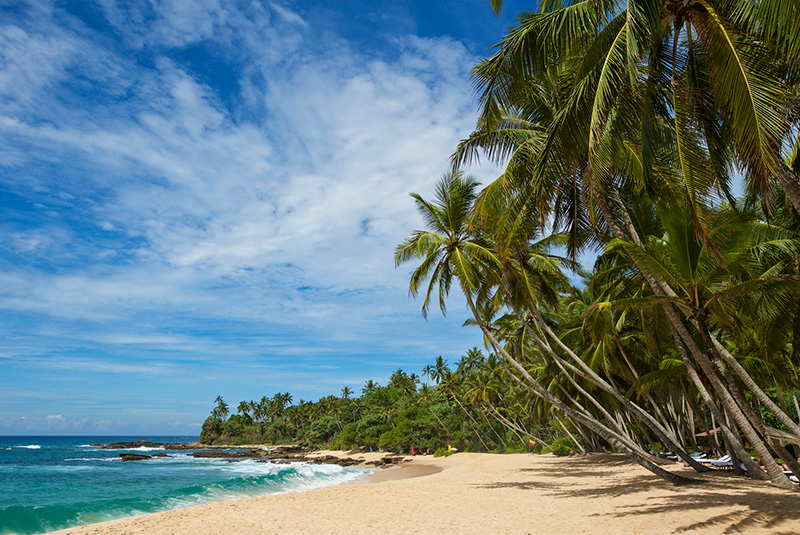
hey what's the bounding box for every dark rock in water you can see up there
[226,460,240,463]
[189,449,267,459]
[119,453,152,461]
[152,453,172,458]
[164,442,202,450]
[311,455,362,467]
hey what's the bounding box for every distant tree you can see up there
[211,395,229,420]
[362,379,378,394]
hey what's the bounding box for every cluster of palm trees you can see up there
[395,0,800,488]
[202,352,558,453]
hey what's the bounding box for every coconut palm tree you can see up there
[481,0,800,217]
[396,172,693,483]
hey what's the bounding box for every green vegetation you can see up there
[201,352,562,454]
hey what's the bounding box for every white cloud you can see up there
[0,1,489,432]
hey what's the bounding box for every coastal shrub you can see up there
[223,415,245,437]
[432,447,453,457]
[338,423,359,448]
[379,422,411,452]
[263,420,294,444]
[503,442,529,454]
[355,415,387,448]
[550,437,573,456]
[200,417,224,443]
[307,416,339,444]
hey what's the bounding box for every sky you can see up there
[0,0,535,435]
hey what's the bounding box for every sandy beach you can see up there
[48,451,800,535]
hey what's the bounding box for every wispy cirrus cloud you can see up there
[0,0,494,433]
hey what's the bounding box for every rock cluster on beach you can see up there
[101,441,408,467]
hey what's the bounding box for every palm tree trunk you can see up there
[774,157,800,216]
[526,308,709,472]
[489,405,553,452]
[709,337,800,439]
[595,196,793,488]
[451,392,491,452]
[555,417,586,454]
[464,292,695,484]
[668,323,763,470]
[676,313,789,485]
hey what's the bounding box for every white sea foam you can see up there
[126,446,165,451]
[160,461,372,511]
[16,445,41,449]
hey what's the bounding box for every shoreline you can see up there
[46,452,800,535]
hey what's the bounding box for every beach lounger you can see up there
[709,455,733,468]
[695,454,728,465]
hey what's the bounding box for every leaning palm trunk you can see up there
[525,308,710,472]
[465,293,695,485]
[451,392,492,453]
[607,196,800,440]
[596,196,793,489]
[488,405,554,452]
[554,416,587,454]
[671,307,788,485]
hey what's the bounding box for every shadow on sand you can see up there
[478,454,800,534]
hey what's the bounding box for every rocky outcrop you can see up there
[100,441,385,469]
[119,453,152,461]
[366,456,408,466]
[189,449,268,459]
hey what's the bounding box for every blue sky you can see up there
[0,0,536,435]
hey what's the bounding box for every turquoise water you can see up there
[0,436,371,535]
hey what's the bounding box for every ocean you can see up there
[0,436,372,535]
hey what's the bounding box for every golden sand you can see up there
[48,451,800,535]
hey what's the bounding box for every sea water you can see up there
[0,436,372,535]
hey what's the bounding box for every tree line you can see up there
[201,349,566,455]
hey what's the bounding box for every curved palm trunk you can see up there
[477,403,508,448]
[450,391,492,452]
[424,399,453,440]
[488,405,554,452]
[774,158,800,216]
[616,338,679,440]
[597,195,793,488]
[674,309,790,487]
[465,292,695,485]
[555,416,587,454]
[527,308,709,472]
[710,337,800,440]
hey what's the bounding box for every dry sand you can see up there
[48,452,800,535]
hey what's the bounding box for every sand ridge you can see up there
[48,452,800,535]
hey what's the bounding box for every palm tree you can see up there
[341,386,353,400]
[212,395,229,420]
[362,379,378,394]
[481,0,800,217]
[431,356,450,385]
[452,1,800,488]
[396,171,693,482]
